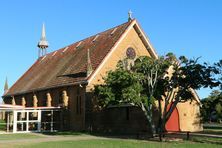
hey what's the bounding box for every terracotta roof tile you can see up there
[4,21,132,96]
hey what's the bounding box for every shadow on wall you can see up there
[192,112,203,131]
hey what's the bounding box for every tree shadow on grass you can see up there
[43,131,156,141]
[42,131,88,136]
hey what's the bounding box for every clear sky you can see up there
[0,0,221,101]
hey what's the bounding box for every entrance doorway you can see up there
[165,105,180,132]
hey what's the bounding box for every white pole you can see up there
[6,112,9,132]
[38,110,41,132]
[26,111,29,132]
[51,110,53,132]
[13,111,17,133]
[21,113,23,131]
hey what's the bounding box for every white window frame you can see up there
[13,110,41,133]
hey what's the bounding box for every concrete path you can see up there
[167,132,222,138]
[0,134,107,148]
[191,132,222,138]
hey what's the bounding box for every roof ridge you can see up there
[41,21,131,58]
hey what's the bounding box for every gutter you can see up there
[2,80,88,98]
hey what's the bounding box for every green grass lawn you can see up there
[18,139,222,148]
[0,119,6,131]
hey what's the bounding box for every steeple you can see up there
[87,48,93,77]
[128,10,133,22]
[4,77,8,94]
[37,23,49,57]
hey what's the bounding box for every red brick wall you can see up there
[3,85,86,131]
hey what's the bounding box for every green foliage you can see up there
[215,103,222,117]
[94,68,145,108]
[95,52,222,137]
[133,55,172,99]
[95,55,174,109]
[213,60,222,89]
[201,90,222,122]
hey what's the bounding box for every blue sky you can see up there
[0,0,221,100]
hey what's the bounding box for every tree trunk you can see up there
[158,118,163,141]
[158,91,175,141]
[141,103,156,137]
[157,99,163,141]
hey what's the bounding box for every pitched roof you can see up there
[4,21,133,97]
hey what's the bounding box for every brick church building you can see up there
[2,16,202,133]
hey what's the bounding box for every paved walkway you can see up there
[191,132,222,138]
[166,132,222,138]
[0,134,107,148]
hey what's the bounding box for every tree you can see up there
[132,55,172,136]
[94,61,156,135]
[201,90,222,122]
[95,55,172,137]
[214,60,222,89]
[215,103,222,121]
[154,54,221,140]
[201,60,222,122]
[94,53,221,140]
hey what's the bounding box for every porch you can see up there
[0,104,62,133]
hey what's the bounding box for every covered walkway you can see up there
[0,104,61,133]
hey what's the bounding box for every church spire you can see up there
[37,23,49,58]
[4,77,8,93]
[87,48,93,77]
